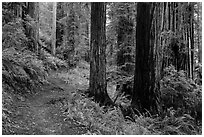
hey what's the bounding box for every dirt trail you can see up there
[8,72,88,135]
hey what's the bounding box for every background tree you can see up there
[197,3,202,64]
[89,2,113,106]
[159,3,201,79]
[51,2,57,55]
[115,3,135,74]
[27,2,40,53]
[75,3,91,62]
[55,3,90,65]
[107,2,135,74]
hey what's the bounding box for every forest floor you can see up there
[3,59,201,135]
[3,69,92,135]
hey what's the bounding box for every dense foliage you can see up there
[161,66,202,123]
[2,10,69,133]
[107,2,135,73]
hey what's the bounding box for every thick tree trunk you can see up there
[131,3,160,114]
[89,2,113,106]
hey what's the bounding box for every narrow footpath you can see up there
[6,71,88,135]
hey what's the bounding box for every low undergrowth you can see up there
[2,48,47,95]
[104,64,202,135]
[62,90,151,135]
[40,49,68,71]
[161,65,202,124]
[2,47,46,134]
[2,43,201,135]
[2,46,69,134]
[56,63,201,135]
[61,85,200,135]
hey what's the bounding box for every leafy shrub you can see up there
[40,50,68,71]
[2,84,15,134]
[2,18,28,50]
[2,12,41,52]
[146,108,198,135]
[55,63,201,135]
[194,63,202,85]
[63,89,200,135]
[39,30,52,46]
[106,65,134,99]
[2,2,21,25]
[161,65,202,122]
[2,47,50,134]
[2,47,47,95]
[63,90,151,135]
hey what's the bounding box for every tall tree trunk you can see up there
[132,3,160,114]
[52,2,57,55]
[35,3,40,55]
[187,27,191,78]
[16,3,22,18]
[28,2,39,53]
[85,3,90,62]
[189,35,192,78]
[190,3,194,79]
[89,2,113,106]
[197,3,202,63]
[88,10,91,51]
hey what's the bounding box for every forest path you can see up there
[10,70,88,135]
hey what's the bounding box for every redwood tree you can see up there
[89,2,113,106]
[197,2,202,64]
[131,3,160,114]
[51,2,57,55]
[22,2,40,54]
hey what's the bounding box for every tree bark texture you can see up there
[27,2,39,53]
[89,2,113,106]
[52,2,57,55]
[132,3,160,114]
[190,3,194,79]
[198,3,202,63]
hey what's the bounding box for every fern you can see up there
[2,18,28,50]
[161,65,202,123]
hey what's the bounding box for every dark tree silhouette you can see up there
[131,3,160,114]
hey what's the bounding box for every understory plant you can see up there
[161,65,202,123]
